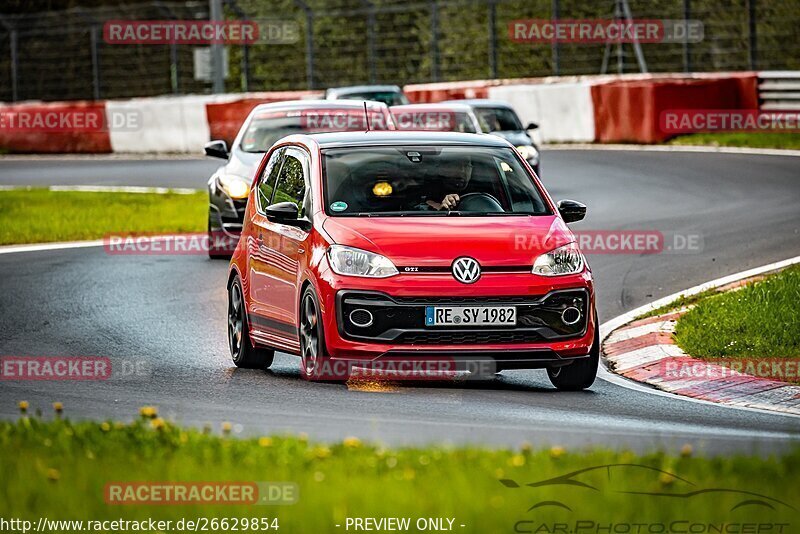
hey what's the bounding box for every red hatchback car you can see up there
[227,131,598,390]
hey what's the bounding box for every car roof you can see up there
[389,103,474,112]
[441,99,515,109]
[249,99,389,115]
[326,85,404,96]
[289,130,513,148]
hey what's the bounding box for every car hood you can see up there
[489,130,535,147]
[221,149,264,180]
[322,215,572,267]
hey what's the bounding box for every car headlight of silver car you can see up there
[217,174,250,200]
[516,145,540,166]
[532,242,584,276]
[328,245,399,278]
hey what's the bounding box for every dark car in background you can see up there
[326,85,411,106]
[390,103,481,133]
[443,99,541,175]
[204,100,396,257]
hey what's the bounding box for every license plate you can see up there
[425,306,517,327]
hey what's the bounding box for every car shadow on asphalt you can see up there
[235,362,595,396]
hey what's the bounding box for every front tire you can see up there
[547,310,599,391]
[299,286,340,381]
[228,276,274,369]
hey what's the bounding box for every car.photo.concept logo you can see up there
[504,464,795,533]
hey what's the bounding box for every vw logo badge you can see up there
[452,257,481,284]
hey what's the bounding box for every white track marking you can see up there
[0,240,106,255]
[0,185,200,194]
[544,143,800,157]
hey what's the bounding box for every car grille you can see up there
[397,330,544,345]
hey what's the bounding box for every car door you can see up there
[247,147,286,326]
[269,147,313,330]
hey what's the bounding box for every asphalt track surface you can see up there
[1,149,799,454]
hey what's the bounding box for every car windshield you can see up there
[337,92,410,106]
[323,146,550,216]
[473,107,523,132]
[240,109,391,153]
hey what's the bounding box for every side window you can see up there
[257,148,284,211]
[273,150,311,219]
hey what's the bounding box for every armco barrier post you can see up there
[90,25,101,100]
[430,0,440,82]
[551,0,560,76]
[747,0,758,70]
[683,0,692,73]
[487,0,497,79]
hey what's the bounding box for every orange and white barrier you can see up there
[0,73,770,153]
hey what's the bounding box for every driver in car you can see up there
[424,158,473,211]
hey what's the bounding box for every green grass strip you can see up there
[0,189,207,246]
[674,265,800,361]
[1,416,799,529]
[668,133,800,150]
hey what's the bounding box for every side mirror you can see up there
[204,140,229,159]
[265,201,299,222]
[557,199,586,224]
[525,122,539,130]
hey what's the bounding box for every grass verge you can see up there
[0,189,206,246]
[1,414,799,531]
[674,265,800,361]
[667,132,800,150]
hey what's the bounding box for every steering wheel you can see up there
[456,192,505,212]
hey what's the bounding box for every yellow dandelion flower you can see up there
[550,446,566,459]
[343,436,362,448]
[18,401,29,413]
[53,402,63,414]
[680,443,693,457]
[510,454,525,467]
[139,406,157,419]
[258,436,273,447]
[150,417,166,430]
[313,446,332,459]
[100,422,111,432]
[221,422,232,434]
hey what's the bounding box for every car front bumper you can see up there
[315,269,595,371]
[208,181,247,239]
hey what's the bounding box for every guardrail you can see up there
[758,71,800,111]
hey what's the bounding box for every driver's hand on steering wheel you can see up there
[440,193,460,210]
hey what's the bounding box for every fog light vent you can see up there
[349,309,374,328]
[561,306,582,325]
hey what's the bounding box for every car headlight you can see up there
[217,175,250,199]
[328,245,398,278]
[516,145,540,166]
[532,242,584,276]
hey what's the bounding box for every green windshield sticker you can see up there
[330,201,348,212]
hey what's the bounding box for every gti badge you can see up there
[452,257,481,284]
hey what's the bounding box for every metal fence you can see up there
[1,0,799,102]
